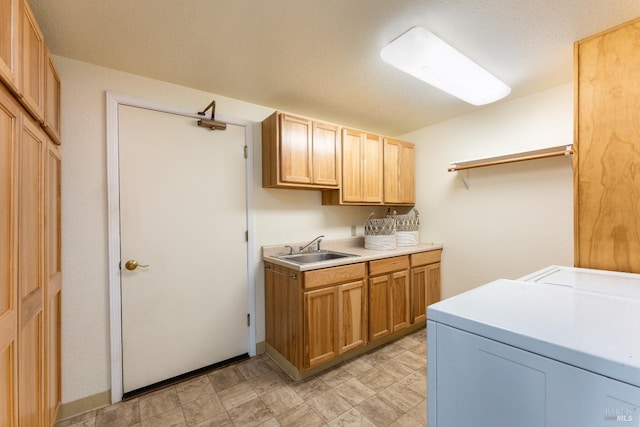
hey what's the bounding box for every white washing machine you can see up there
[427,265,640,427]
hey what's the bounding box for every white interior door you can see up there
[118,105,249,393]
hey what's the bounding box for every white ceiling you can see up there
[29,0,640,136]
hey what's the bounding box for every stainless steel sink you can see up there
[278,250,357,264]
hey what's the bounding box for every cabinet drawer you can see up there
[304,263,366,289]
[369,255,410,276]
[411,250,442,267]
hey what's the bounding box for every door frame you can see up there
[105,91,256,404]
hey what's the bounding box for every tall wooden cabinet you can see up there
[0,0,62,424]
[0,79,20,427]
[574,18,640,273]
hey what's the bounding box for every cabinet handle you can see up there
[265,264,297,279]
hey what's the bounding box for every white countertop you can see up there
[262,237,443,271]
[428,267,640,387]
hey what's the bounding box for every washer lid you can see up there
[428,276,640,387]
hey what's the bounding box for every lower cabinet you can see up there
[410,250,442,323]
[304,279,366,368]
[265,248,441,379]
[368,256,411,342]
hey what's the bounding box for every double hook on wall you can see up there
[197,99,227,130]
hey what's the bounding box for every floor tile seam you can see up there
[373,385,414,415]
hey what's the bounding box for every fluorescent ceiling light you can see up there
[380,26,511,106]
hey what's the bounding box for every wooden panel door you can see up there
[390,270,410,332]
[575,19,640,273]
[341,128,363,202]
[362,132,383,203]
[280,114,312,184]
[384,138,415,205]
[44,141,61,425]
[0,83,19,427]
[399,142,415,204]
[304,287,338,368]
[43,47,61,144]
[18,117,45,427]
[312,121,339,186]
[384,139,401,204]
[426,262,441,309]
[368,275,390,342]
[0,0,19,92]
[410,266,427,324]
[338,280,365,354]
[19,0,44,122]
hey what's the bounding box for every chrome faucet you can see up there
[299,235,324,253]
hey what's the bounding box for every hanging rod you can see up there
[448,144,573,172]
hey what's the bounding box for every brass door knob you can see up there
[125,260,149,271]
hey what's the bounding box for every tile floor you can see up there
[56,328,427,427]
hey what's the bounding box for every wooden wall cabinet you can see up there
[43,46,61,144]
[574,18,640,273]
[410,250,442,323]
[368,256,410,342]
[384,138,415,205]
[0,0,20,92]
[19,0,45,122]
[322,128,383,205]
[262,112,340,189]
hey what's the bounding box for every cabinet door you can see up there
[0,84,19,427]
[265,263,300,368]
[279,114,312,184]
[390,270,410,332]
[383,139,401,204]
[304,287,338,368]
[575,20,640,273]
[426,262,441,308]
[18,117,45,427]
[399,142,415,204]
[341,128,363,202]
[384,138,415,205]
[0,0,19,92]
[411,266,427,324]
[368,275,390,342]
[44,141,61,425]
[312,121,339,186]
[19,0,44,122]
[43,47,61,144]
[338,280,365,354]
[362,132,383,203]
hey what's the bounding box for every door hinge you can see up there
[245,230,248,241]
[247,313,250,327]
[244,146,248,158]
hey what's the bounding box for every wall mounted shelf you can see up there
[448,144,573,189]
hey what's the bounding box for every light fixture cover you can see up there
[380,26,511,105]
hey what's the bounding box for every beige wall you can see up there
[57,55,574,407]
[56,56,380,404]
[401,83,574,298]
